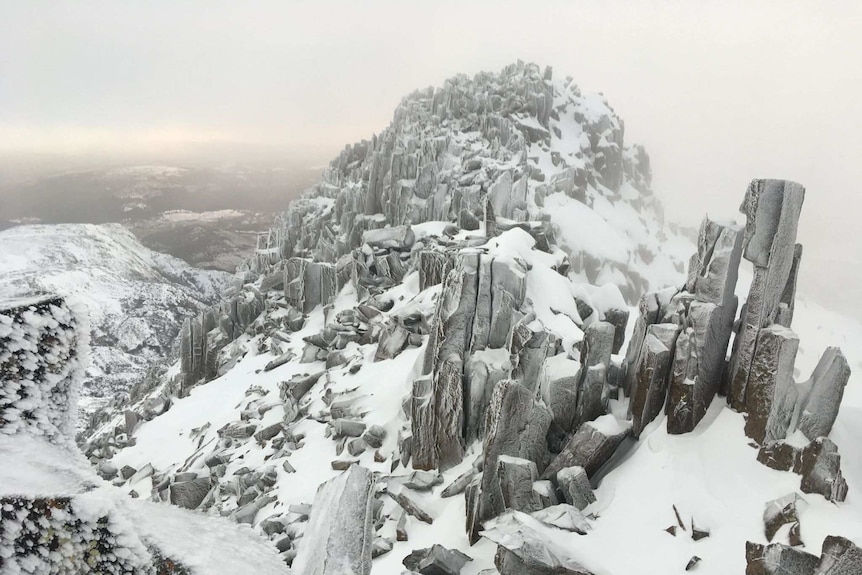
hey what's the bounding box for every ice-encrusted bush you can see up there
[0,295,89,443]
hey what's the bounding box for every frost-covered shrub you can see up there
[0,295,89,443]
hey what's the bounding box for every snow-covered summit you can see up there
[75,62,861,575]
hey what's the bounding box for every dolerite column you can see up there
[728,179,804,411]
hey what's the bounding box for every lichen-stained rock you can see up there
[729,180,805,412]
[816,535,862,574]
[628,325,677,437]
[744,325,800,444]
[745,541,819,575]
[479,380,552,523]
[497,455,544,513]
[362,225,415,251]
[543,415,631,480]
[292,465,375,575]
[484,511,596,575]
[556,466,595,511]
[794,347,851,441]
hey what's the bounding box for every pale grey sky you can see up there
[1,0,860,310]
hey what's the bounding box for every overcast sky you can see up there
[1,0,860,311]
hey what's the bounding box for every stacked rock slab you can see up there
[729,179,805,413]
[179,286,267,396]
[473,380,551,540]
[292,465,375,575]
[412,251,527,471]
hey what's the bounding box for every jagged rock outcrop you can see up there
[543,415,631,479]
[729,180,805,412]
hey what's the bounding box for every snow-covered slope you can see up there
[0,223,231,414]
[78,62,859,574]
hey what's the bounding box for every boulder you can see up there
[402,545,472,575]
[794,348,851,441]
[743,325,799,443]
[497,456,544,513]
[556,466,595,510]
[292,465,375,575]
[543,415,631,480]
[169,477,211,510]
[745,541,818,575]
[763,493,802,542]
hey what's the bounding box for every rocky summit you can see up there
[4,62,860,575]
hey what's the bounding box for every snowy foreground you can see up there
[4,62,860,574]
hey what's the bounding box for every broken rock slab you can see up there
[556,466,595,511]
[794,347,851,442]
[479,380,552,523]
[484,511,596,575]
[816,535,862,574]
[757,437,848,503]
[402,544,472,575]
[744,325,799,444]
[292,465,375,575]
[745,541,819,575]
[543,414,631,480]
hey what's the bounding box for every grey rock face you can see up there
[292,465,375,575]
[744,325,800,444]
[543,415,631,479]
[628,326,676,437]
[402,545,472,575]
[169,477,211,510]
[816,535,862,574]
[729,180,805,412]
[745,541,819,575]
[479,380,552,523]
[556,466,595,511]
[497,456,544,513]
[602,308,630,354]
[794,347,851,441]
[757,437,848,503]
[284,258,337,313]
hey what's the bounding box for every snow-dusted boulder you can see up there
[292,465,375,575]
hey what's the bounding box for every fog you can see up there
[2,0,860,314]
